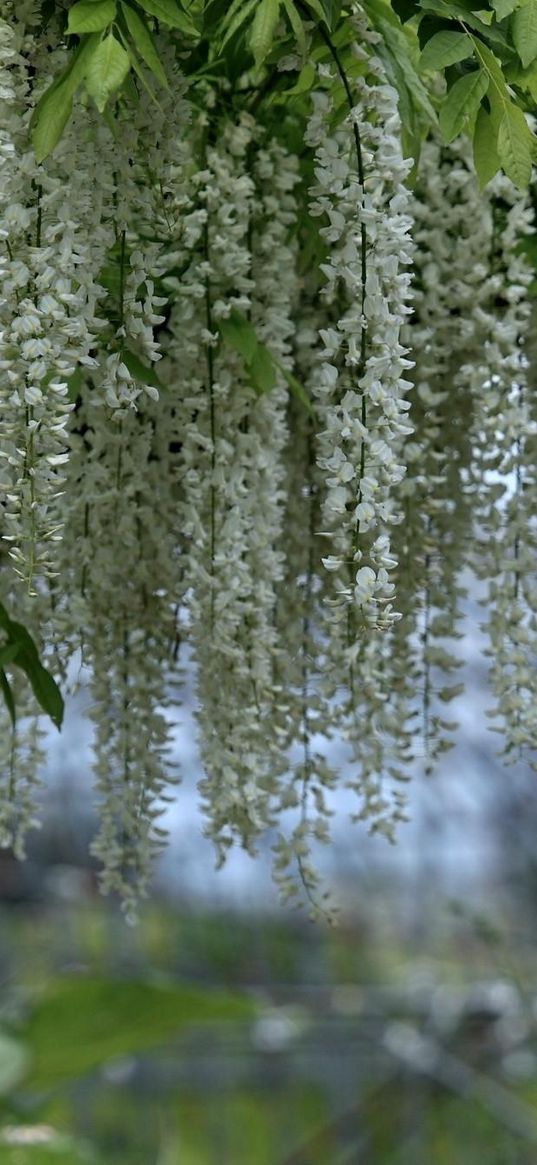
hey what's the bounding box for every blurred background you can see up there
[1,593,537,1164]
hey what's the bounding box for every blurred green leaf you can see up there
[24,978,254,1090]
[0,668,16,730]
[276,361,316,417]
[121,347,165,391]
[0,1033,30,1095]
[218,311,277,394]
[281,0,307,56]
[0,1129,93,1164]
[249,343,277,394]
[219,311,258,363]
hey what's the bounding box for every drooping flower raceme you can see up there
[161,116,298,864]
[304,30,417,851]
[468,174,537,766]
[55,68,191,916]
[0,8,106,591]
[307,44,414,635]
[1,0,537,918]
[398,138,497,771]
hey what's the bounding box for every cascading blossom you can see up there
[68,403,178,919]
[468,175,537,765]
[398,138,497,770]
[53,66,191,916]
[0,9,106,590]
[1,0,537,917]
[161,117,299,863]
[307,36,414,636]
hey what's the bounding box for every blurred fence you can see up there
[0,902,536,1163]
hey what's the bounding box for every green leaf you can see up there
[281,0,307,56]
[0,643,20,669]
[0,670,16,731]
[219,313,279,395]
[31,80,73,165]
[248,0,280,66]
[0,604,12,637]
[249,343,277,394]
[512,0,537,67]
[418,0,511,44]
[471,37,515,125]
[473,104,501,186]
[0,1033,29,1095]
[284,60,316,94]
[66,366,85,404]
[0,604,64,730]
[121,347,165,391]
[220,0,257,51]
[31,34,102,149]
[302,0,328,21]
[367,8,436,122]
[497,102,533,185]
[137,0,196,30]
[26,662,64,731]
[67,0,116,34]
[85,32,131,112]
[126,41,161,108]
[320,0,342,27]
[471,36,507,87]
[31,36,98,163]
[392,0,420,20]
[249,0,281,66]
[491,0,518,19]
[219,312,258,363]
[419,30,473,69]
[513,57,537,99]
[469,33,537,184]
[120,2,169,88]
[439,67,489,142]
[24,978,254,1090]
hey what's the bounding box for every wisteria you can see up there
[1,0,537,917]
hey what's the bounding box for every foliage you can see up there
[2,0,537,916]
[20,977,254,1090]
[0,602,63,731]
[29,0,537,186]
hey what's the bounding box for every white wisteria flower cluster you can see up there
[0,0,536,917]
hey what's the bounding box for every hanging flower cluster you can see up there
[1,0,537,916]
